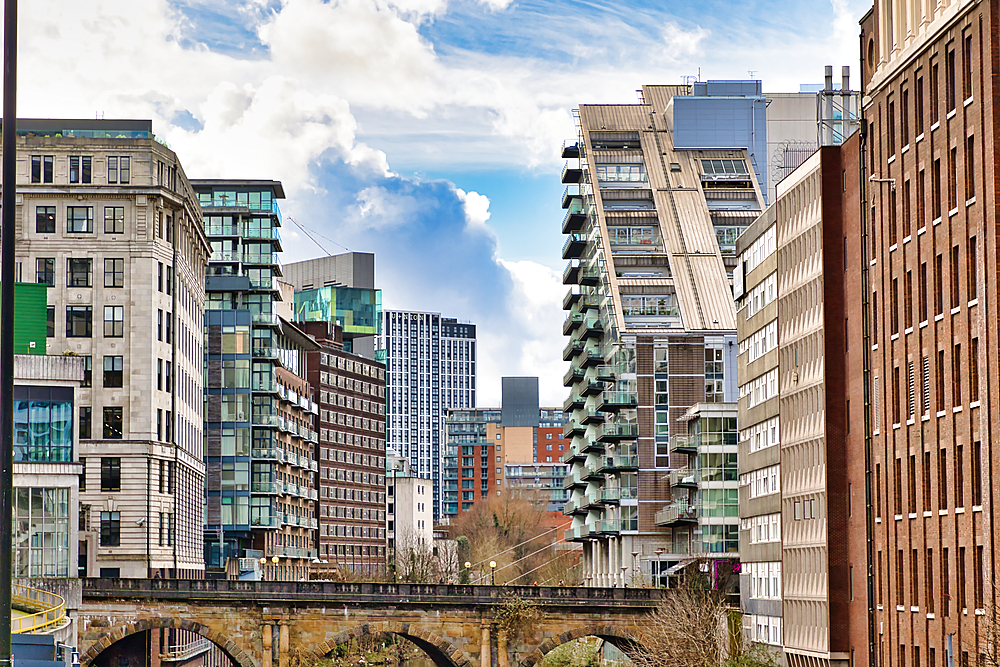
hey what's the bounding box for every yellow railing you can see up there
[12,584,66,633]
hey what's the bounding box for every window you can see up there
[165,361,172,392]
[103,356,123,388]
[69,156,92,184]
[949,147,958,210]
[972,441,982,506]
[104,207,124,234]
[99,511,120,547]
[157,310,162,341]
[951,245,961,309]
[888,99,896,154]
[107,157,130,184]
[926,548,935,612]
[65,306,92,338]
[103,407,123,439]
[888,189,897,245]
[934,253,944,315]
[904,271,913,329]
[901,89,909,145]
[30,156,53,183]
[963,34,973,100]
[79,406,91,439]
[166,265,172,295]
[891,278,899,334]
[946,47,956,112]
[931,62,940,123]
[923,451,932,511]
[956,444,964,508]
[966,136,975,199]
[918,262,927,322]
[908,455,917,514]
[968,236,978,299]
[917,169,926,227]
[104,305,123,337]
[35,207,55,234]
[100,457,121,491]
[915,75,925,135]
[67,206,93,233]
[67,259,92,287]
[35,258,54,286]
[970,338,979,402]
[933,158,942,219]
[953,344,962,405]
[104,259,124,288]
[902,179,911,237]
[157,262,163,292]
[936,350,946,412]
[81,356,92,388]
[46,306,54,338]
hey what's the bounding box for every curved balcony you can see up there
[581,439,605,454]
[563,393,584,411]
[580,409,605,425]
[562,472,586,490]
[581,317,604,338]
[563,288,582,310]
[581,380,604,397]
[582,466,604,482]
[562,421,585,438]
[563,448,587,465]
[580,349,604,368]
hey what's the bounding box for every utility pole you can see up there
[0,4,17,667]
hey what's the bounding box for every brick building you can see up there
[851,1,996,665]
[300,322,387,575]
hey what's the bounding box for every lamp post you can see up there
[489,561,497,586]
[631,551,640,586]
[272,555,279,581]
[464,561,471,584]
[655,548,664,588]
[620,566,628,587]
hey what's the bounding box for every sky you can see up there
[15,0,870,405]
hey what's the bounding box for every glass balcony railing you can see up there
[251,481,280,494]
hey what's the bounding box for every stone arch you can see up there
[312,621,474,667]
[80,616,257,667]
[518,624,643,667]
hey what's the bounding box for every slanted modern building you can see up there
[560,85,763,587]
[10,119,209,578]
[378,311,476,519]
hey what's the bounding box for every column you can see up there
[481,623,491,667]
[262,624,273,667]
[278,622,289,667]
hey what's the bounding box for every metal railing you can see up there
[12,584,66,633]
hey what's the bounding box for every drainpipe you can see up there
[171,205,179,577]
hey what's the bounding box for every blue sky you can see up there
[16,0,869,404]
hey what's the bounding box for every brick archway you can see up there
[80,617,256,667]
[518,624,642,667]
[312,621,474,667]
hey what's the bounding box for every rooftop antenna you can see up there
[748,70,757,79]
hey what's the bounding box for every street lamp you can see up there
[655,548,664,588]
[621,566,628,587]
[631,551,640,586]
[489,561,497,586]
[464,561,471,584]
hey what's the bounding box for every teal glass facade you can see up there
[13,386,73,463]
[294,286,382,337]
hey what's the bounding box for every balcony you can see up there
[562,420,585,438]
[582,466,604,482]
[655,502,698,527]
[253,345,279,360]
[561,142,581,159]
[598,455,639,473]
[562,233,588,260]
[600,488,620,504]
[580,409,605,425]
[563,288,583,310]
[669,468,698,489]
[562,472,586,490]
[562,312,584,335]
[599,520,620,535]
[580,348,604,368]
[562,365,585,387]
[594,364,617,382]
[581,494,602,510]
[581,316,604,338]
[210,250,241,263]
[561,163,583,184]
[581,440,605,454]
[251,481,280,495]
[563,449,587,465]
[562,421,585,438]
[669,435,698,455]
[562,339,585,361]
[597,391,638,413]
[251,515,279,528]
[561,186,582,209]
[562,205,587,234]
[562,261,581,285]
[564,525,595,542]
[563,393,584,412]
[251,447,278,461]
[252,311,279,326]
[579,268,600,287]
[580,380,604,397]
[597,423,638,442]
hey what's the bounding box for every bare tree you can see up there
[627,588,776,667]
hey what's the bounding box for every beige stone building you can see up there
[10,119,209,578]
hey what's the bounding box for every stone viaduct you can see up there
[78,579,664,667]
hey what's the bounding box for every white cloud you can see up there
[660,21,708,62]
[455,188,492,232]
